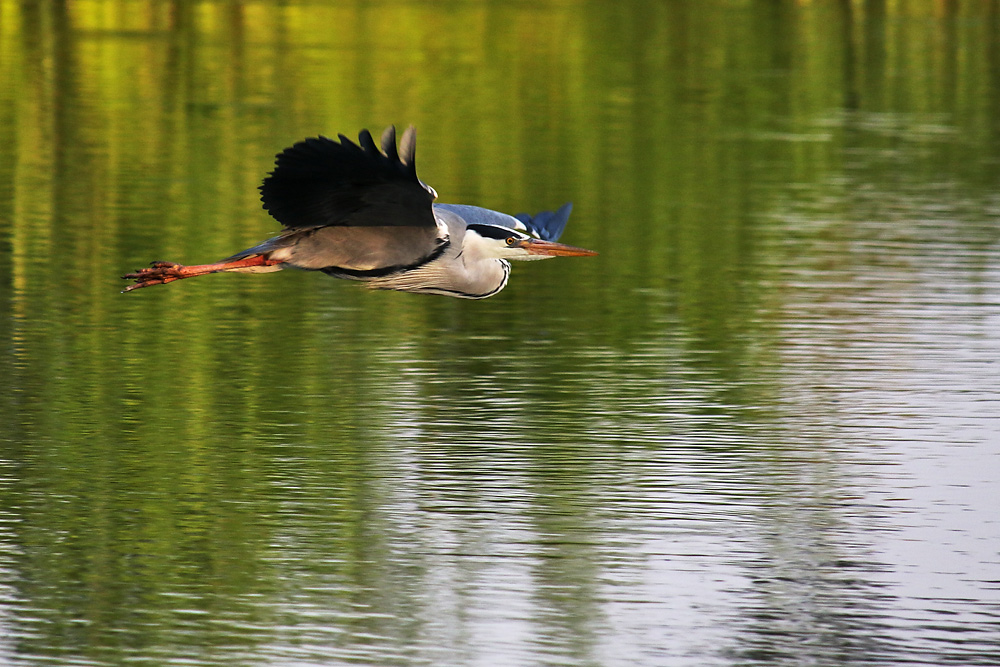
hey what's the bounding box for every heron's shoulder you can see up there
[433,204,525,232]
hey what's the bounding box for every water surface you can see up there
[1,2,999,666]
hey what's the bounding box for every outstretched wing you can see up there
[513,202,573,242]
[260,126,437,230]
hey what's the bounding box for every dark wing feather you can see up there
[260,126,436,230]
[513,202,573,242]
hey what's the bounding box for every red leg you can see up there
[122,255,284,292]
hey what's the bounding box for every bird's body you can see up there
[123,127,596,298]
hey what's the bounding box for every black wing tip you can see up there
[398,126,417,171]
[260,127,416,187]
[267,126,416,166]
[258,125,432,229]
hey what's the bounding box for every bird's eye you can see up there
[505,237,517,246]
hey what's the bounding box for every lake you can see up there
[1,1,999,665]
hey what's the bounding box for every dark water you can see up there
[1,2,999,666]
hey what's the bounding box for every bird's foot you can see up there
[121,261,187,292]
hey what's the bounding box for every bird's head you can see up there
[466,224,597,262]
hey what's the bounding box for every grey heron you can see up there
[122,126,597,298]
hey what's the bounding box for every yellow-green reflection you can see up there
[1,1,999,665]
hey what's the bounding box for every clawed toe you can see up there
[121,261,184,292]
[121,255,281,293]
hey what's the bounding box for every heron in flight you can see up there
[123,126,596,298]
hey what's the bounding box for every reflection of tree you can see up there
[0,1,998,665]
[720,447,899,666]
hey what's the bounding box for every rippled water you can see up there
[2,2,1000,666]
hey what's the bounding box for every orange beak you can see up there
[516,239,598,257]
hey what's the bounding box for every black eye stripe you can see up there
[467,224,527,241]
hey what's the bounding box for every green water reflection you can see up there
[1,1,999,666]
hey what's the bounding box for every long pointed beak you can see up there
[516,239,598,257]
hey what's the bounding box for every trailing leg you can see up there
[121,255,284,292]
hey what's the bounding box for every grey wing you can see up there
[224,223,445,273]
[433,202,574,241]
[432,203,526,231]
[260,126,437,230]
[513,202,573,242]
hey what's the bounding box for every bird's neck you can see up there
[423,253,508,299]
[454,258,510,299]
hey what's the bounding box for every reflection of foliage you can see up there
[0,1,999,665]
